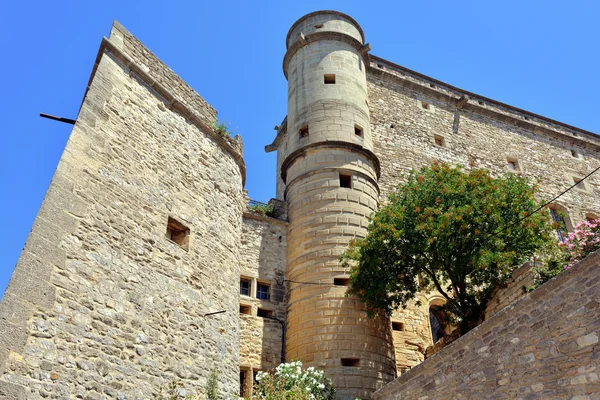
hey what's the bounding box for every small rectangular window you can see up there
[333,278,350,286]
[166,217,190,249]
[434,135,445,147]
[299,125,309,139]
[257,283,270,300]
[571,150,582,159]
[421,101,430,110]
[240,279,251,296]
[392,321,404,331]
[354,125,363,137]
[506,158,519,172]
[257,308,273,318]
[324,74,336,84]
[240,370,247,397]
[341,358,360,367]
[240,304,252,315]
[339,173,352,188]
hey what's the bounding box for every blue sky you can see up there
[1,0,599,297]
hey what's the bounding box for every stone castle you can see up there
[1,10,599,400]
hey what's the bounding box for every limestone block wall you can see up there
[367,58,600,223]
[486,262,536,318]
[374,249,600,400]
[366,57,600,373]
[0,23,245,399]
[239,214,287,371]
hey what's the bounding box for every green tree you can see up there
[341,163,553,333]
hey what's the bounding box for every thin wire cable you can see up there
[276,165,600,287]
[481,164,600,244]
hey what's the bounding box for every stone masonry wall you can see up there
[486,263,536,318]
[374,249,600,400]
[0,23,245,399]
[367,59,600,222]
[366,58,600,373]
[239,214,287,366]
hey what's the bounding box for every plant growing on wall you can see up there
[211,120,235,139]
[341,162,553,333]
[249,203,281,218]
[252,361,335,400]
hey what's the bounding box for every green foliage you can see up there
[211,120,235,139]
[252,361,335,400]
[249,203,281,218]
[206,369,219,400]
[341,162,553,333]
[528,217,600,291]
[526,240,568,292]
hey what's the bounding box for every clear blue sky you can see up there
[1,0,599,297]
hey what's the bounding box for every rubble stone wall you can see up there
[374,249,600,400]
[0,22,244,399]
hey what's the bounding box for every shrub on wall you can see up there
[341,162,554,334]
[252,361,335,400]
[531,218,600,289]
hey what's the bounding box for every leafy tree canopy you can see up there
[341,163,553,333]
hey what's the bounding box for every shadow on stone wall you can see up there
[374,248,600,399]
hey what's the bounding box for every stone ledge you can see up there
[368,55,600,151]
[80,29,246,186]
[374,248,600,399]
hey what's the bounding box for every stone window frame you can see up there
[566,173,590,193]
[433,134,446,148]
[240,366,256,398]
[256,281,271,300]
[391,321,404,332]
[570,148,584,160]
[548,203,573,241]
[505,156,524,173]
[165,216,190,250]
[417,97,435,113]
[240,277,252,297]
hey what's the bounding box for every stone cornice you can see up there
[286,10,365,48]
[266,117,287,153]
[283,32,370,80]
[243,211,289,226]
[368,55,600,152]
[82,36,247,186]
[280,141,381,183]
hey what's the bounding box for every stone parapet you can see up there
[374,249,600,399]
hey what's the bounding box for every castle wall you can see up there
[0,23,245,399]
[367,60,600,221]
[374,249,600,400]
[485,262,536,318]
[239,214,287,363]
[366,58,600,372]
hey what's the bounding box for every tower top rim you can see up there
[286,10,365,49]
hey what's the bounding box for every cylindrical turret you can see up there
[281,11,396,399]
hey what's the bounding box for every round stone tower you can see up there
[280,11,396,399]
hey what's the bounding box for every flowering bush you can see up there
[529,218,600,290]
[560,218,600,269]
[252,361,335,400]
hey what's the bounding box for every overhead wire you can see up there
[275,164,600,287]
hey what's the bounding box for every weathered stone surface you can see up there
[0,21,244,399]
[374,250,600,399]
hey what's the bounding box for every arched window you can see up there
[429,306,444,344]
[548,204,572,242]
